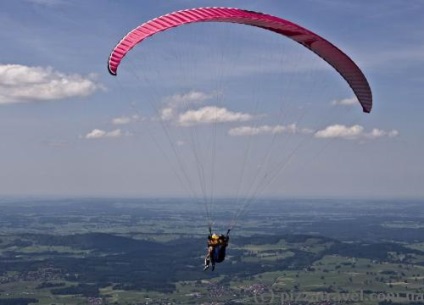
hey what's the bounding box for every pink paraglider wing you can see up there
[107,7,372,113]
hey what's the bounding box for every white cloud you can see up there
[112,115,139,125]
[160,90,218,121]
[314,124,399,140]
[331,97,358,107]
[228,124,313,136]
[164,90,214,108]
[159,90,255,127]
[85,129,123,139]
[367,128,399,139]
[0,64,101,105]
[230,123,400,140]
[160,107,174,121]
[178,106,252,126]
[315,125,363,139]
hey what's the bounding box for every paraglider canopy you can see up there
[107,7,372,113]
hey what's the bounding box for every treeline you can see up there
[36,282,66,289]
[0,298,38,305]
[21,232,166,253]
[236,234,335,245]
[298,218,424,242]
[324,242,423,261]
[1,232,423,294]
[379,302,424,305]
[1,233,325,293]
[51,284,99,297]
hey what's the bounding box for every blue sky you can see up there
[0,0,423,199]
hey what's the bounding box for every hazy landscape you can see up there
[1,197,424,305]
[1,1,424,305]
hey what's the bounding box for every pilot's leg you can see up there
[203,246,213,270]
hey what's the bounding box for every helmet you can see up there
[211,234,219,240]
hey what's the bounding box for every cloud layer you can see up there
[179,106,252,126]
[85,129,123,139]
[228,123,399,141]
[315,124,399,140]
[112,115,140,125]
[331,97,358,107]
[159,90,254,126]
[160,90,216,121]
[229,124,312,136]
[0,64,101,104]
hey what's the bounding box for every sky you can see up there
[0,0,423,199]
